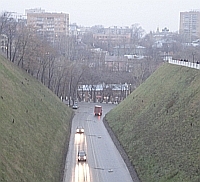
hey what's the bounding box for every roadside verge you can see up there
[103,117,140,182]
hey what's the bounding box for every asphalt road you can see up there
[63,102,133,182]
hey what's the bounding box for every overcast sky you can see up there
[0,0,199,33]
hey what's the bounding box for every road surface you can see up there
[63,102,133,182]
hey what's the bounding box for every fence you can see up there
[168,59,200,70]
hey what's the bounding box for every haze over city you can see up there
[1,0,199,33]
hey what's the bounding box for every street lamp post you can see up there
[192,52,195,63]
[125,83,128,98]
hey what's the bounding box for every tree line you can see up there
[1,12,200,103]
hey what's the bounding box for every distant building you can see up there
[26,9,69,44]
[113,44,146,56]
[93,26,131,43]
[0,34,8,52]
[77,83,130,102]
[69,23,79,37]
[179,10,200,42]
[104,55,128,72]
[25,8,45,14]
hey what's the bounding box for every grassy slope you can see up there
[106,63,200,182]
[0,55,73,182]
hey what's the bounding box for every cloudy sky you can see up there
[0,0,199,33]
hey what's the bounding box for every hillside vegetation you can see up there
[106,63,200,182]
[0,55,73,181]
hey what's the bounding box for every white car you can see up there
[76,127,84,134]
[72,104,78,109]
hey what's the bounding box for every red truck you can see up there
[94,105,102,116]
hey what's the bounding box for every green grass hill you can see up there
[106,63,200,182]
[0,55,73,182]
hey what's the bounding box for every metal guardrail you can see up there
[168,59,200,70]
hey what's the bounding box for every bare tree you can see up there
[1,14,17,61]
[16,26,34,68]
[0,11,12,35]
[7,21,16,61]
[131,24,145,45]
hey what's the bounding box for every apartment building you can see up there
[93,26,131,43]
[179,10,200,42]
[26,9,69,44]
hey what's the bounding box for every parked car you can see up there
[76,127,84,134]
[78,150,86,162]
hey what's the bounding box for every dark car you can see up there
[78,150,86,162]
[76,127,84,134]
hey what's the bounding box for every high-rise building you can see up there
[26,9,69,44]
[179,10,200,42]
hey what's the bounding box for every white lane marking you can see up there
[86,116,100,182]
